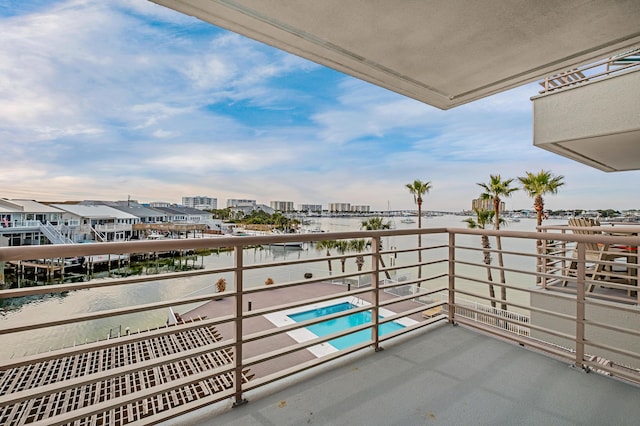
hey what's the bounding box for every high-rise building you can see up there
[350,205,370,213]
[226,199,256,208]
[298,204,322,213]
[471,198,505,212]
[270,201,295,212]
[328,203,351,212]
[182,196,217,210]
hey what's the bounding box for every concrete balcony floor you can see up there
[189,324,640,425]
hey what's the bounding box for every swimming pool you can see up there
[287,302,405,350]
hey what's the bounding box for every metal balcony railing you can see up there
[538,47,640,94]
[0,227,639,425]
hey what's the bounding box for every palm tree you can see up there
[464,208,501,308]
[477,175,518,310]
[349,239,370,271]
[518,170,565,285]
[361,217,392,279]
[406,179,432,281]
[518,170,565,227]
[316,240,337,274]
[334,240,350,273]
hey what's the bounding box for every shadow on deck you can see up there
[188,324,640,425]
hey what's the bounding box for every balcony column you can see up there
[575,243,586,370]
[448,233,455,324]
[371,235,382,352]
[232,245,247,406]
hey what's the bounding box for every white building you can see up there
[52,204,140,242]
[149,201,172,208]
[329,203,351,212]
[350,205,370,213]
[270,201,294,212]
[182,196,217,210]
[471,198,505,212]
[226,199,256,208]
[298,204,323,213]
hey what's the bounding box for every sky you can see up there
[1,0,639,213]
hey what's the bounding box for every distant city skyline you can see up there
[2,2,640,212]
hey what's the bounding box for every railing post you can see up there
[575,243,586,371]
[448,233,455,324]
[371,235,382,352]
[232,245,247,406]
[540,236,546,288]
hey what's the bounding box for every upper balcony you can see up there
[149,1,640,110]
[0,225,639,424]
[532,48,640,172]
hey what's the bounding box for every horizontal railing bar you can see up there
[584,298,640,314]
[390,244,448,255]
[452,303,577,342]
[0,292,230,335]
[455,244,541,260]
[451,288,577,322]
[26,363,239,426]
[453,261,536,278]
[379,304,438,323]
[242,339,373,391]
[241,287,371,320]
[242,272,372,296]
[0,339,234,407]
[243,323,374,368]
[0,266,234,299]
[453,273,534,294]
[0,316,236,369]
[584,339,640,362]
[379,288,447,307]
[243,304,372,344]
[582,362,640,385]
[453,318,575,361]
[583,319,640,339]
[379,318,440,342]
[379,277,446,292]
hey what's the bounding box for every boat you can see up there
[400,218,416,224]
[268,241,304,248]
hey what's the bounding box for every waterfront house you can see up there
[0,199,66,246]
[52,203,140,242]
[84,200,168,224]
[151,204,213,225]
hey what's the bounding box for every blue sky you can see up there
[2,0,639,212]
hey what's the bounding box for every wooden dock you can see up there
[0,318,254,425]
[7,260,65,279]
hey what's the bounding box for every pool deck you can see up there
[182,282,428,378]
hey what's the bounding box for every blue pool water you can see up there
[288,302,405,350]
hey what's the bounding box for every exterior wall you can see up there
[530,289,640,369]
[534,70,640,144]
[532,69,640,171]
[182,196,217,210]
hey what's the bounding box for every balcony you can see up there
[532,48,640,172]
[0,226,639,424]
